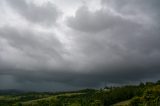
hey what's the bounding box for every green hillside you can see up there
[1,81,160,106]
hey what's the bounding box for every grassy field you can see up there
[21,92,84,105]
[0,90,90,106]
[112,99,131,106]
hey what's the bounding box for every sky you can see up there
[0,0,160,91]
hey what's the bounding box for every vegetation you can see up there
[0,80,160,106]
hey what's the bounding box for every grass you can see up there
[112,99,131,106]
[21,92,85,105]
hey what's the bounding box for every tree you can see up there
[156,80,160,85]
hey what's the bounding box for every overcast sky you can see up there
[0,0,160,91]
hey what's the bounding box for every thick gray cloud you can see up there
[5,0,60,26]
[67,6,131,33]
[0,0,160,91]
[0,26,69,71]
[66,0,160,84]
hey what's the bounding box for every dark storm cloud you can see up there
[0,0,160,91]
[1,62,160,91]
[6,0,60,25]
[67,6,133,33]
[66,0,160,84]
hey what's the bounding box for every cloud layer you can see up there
[6,0,60,25]
[0,0,160,91]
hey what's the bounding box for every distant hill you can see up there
[0,89,25,95]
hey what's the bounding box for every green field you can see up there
[112,100,131,106]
